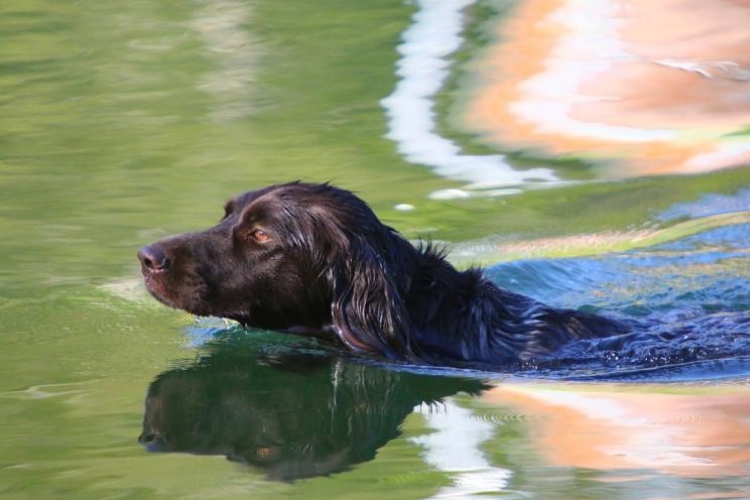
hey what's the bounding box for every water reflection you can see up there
[380,0,557,194]
[485,383,750,481]
[138,332,750,495]
[191,0,259,122]
[482,221,750,379]
[139,338,488,481]
[464,0,750,179]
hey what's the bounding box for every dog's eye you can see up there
[249,229,271,242]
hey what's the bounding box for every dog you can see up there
[138,181,629,368]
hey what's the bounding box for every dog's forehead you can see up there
[223,184,363,231]
[234,191,262,210]
[230,184,336,212]
[222,188,279,217]
[225,185,321,227]
[230,186,281,210]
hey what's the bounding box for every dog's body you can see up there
[138,182,629,368]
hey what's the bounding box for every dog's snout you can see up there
[138,430,168,452]
[138,244,170,273]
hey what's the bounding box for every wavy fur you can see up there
[138,182,629,368]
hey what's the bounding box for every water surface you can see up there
[1,0,749,499]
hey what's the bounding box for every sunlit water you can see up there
[1,0,749,499]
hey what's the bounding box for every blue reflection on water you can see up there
[486,221,750,381]
[487,223,750,313]
[657,189,750,222]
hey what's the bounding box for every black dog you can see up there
[138,182,628,368]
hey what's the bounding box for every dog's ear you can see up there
[327,234,414,360]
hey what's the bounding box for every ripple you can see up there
[472,410,531,426]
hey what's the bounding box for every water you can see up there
[487,221,750,381]
[1,0,749,498]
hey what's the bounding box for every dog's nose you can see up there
[138,244,170,273]
[138,431,168,452]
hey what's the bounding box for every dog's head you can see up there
[138,182,418,358]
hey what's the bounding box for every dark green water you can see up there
[1,0,750,498]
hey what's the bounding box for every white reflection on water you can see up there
[510,0,677,143]
[683,141,750,172]
[412,399,511,498]
[380,0,557,195]
[191,0,259,122]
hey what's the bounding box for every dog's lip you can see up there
[141,273,213,317]
[141,266,167,276]
[142,279,175,308]
[141,273,167,298]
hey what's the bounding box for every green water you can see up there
[1,0,750,498]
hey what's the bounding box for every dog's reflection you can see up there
[140,340,488,481]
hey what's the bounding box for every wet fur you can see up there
[138,182,629,368]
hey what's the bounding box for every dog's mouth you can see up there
[141,266,224,319]
[141,265,167,277]
[141,272,176,307]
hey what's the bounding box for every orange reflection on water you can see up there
[484,383,750,478]
[466,0,750,177]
